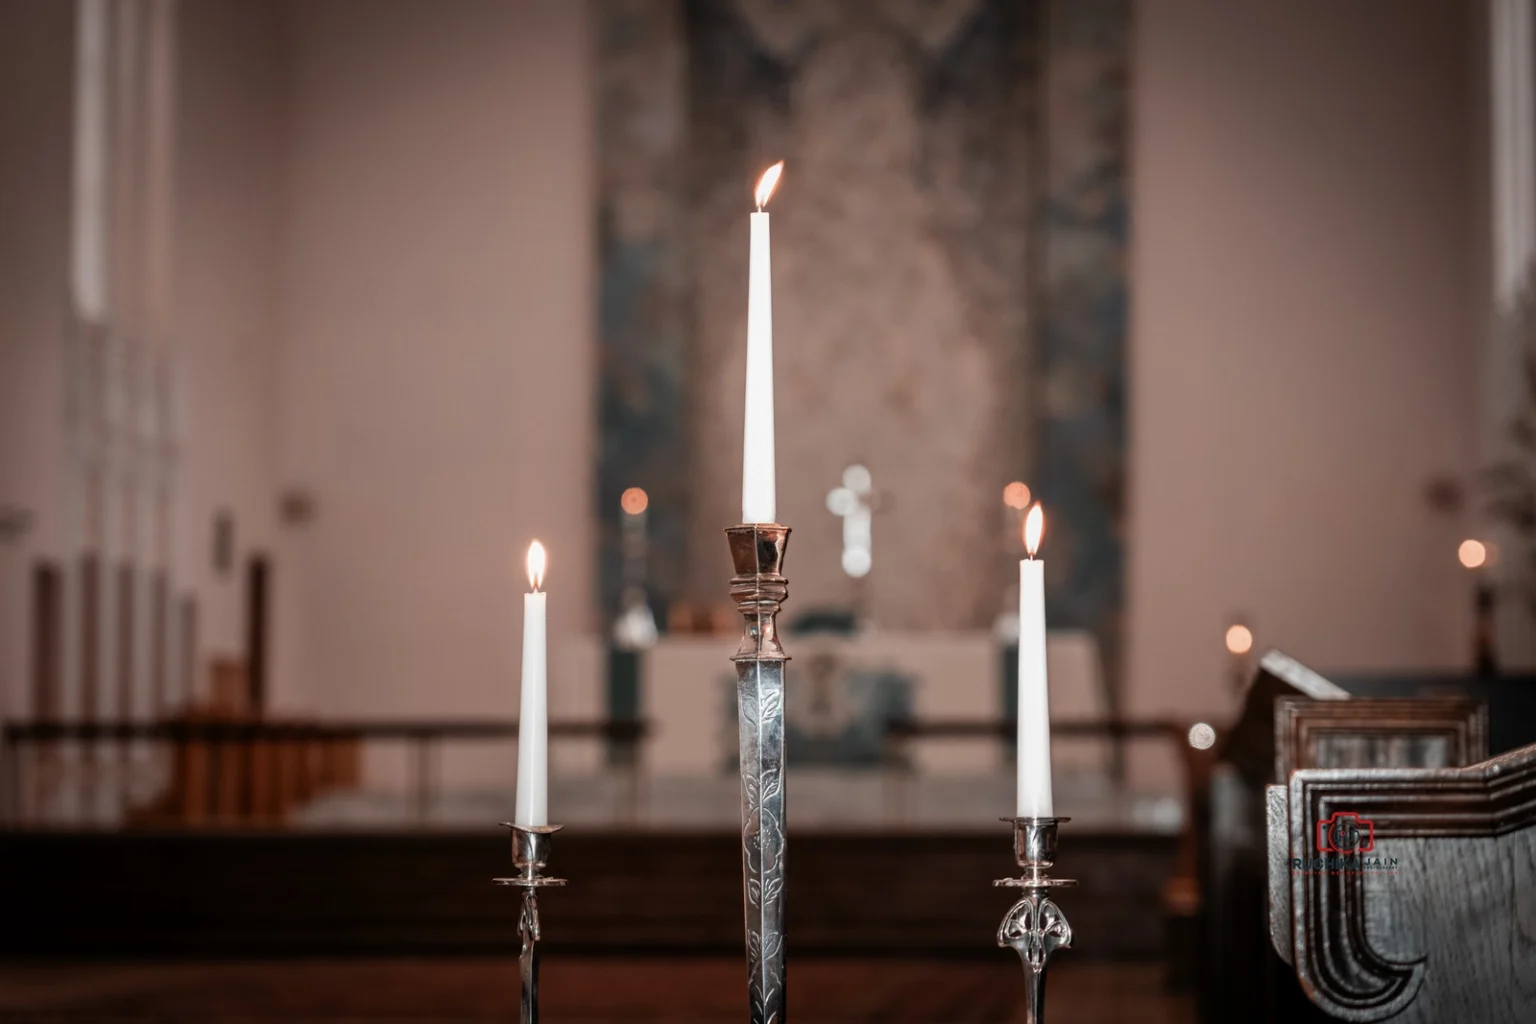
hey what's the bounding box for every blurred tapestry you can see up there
[596,0,1128,678]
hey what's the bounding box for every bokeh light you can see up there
[1458,538,1487,569]
[621,487,649,516]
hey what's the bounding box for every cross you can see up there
[825,464,882,579]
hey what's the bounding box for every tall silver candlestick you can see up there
[726,523,790,1024]
[495,822,566,1024]
[996,816,1075,1024]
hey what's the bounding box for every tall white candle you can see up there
[515,540,548,826]
[1017,504,1054,817]
[742,161,783,524]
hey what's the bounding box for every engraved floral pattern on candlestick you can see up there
[728,525,790,1024]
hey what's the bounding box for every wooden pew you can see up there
[1273,695,1487,779]
[1267,742,1536,1022]
[1202,651,1488,1023]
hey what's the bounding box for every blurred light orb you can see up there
[1188,723,1217,750]
[843,547,872,578]
[1003,481,1031,509]
[1459,538,1487,569]
[621,487,649,516]
[1225,623,1254,656]
[844,463,872,493]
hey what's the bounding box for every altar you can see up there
[283,627,1167,832]
[550,629,1111,779]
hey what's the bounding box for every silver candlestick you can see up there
[495,822,566,1024]
[995,816,1076,1024]
[726,523,790,1024]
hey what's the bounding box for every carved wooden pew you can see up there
[1268,742,1536,1022]
[1272,695,1487,780]
[1202,651,1488,1023]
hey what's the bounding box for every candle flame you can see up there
[1024,503,1044,558]
[526,540,547,591]
[754,161,784,210]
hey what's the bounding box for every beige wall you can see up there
[1127,0,1485,722]
[0,0,1497,737]
[172,0,284,668]
[270,0,595,724]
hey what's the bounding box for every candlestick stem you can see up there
[496,822,566,1024]
[726,523,790,1024]
[996,817,1076,1024]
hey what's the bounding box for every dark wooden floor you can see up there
[0,829,1178,958]
[0,957,1195,1023]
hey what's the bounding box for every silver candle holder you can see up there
[495,822,566,1024]
[995,816,1075,1024]
[726,523,790,1024]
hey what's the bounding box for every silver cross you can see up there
[825,464,878,579]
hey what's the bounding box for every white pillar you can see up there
[1491,0,1535,304]
[1487,0,1536,666]
[129,0,176,726]
[70,0,110,325]
[62,0,113,737]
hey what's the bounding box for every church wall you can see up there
[0,0,75,717]
[1127,0,1484,729]
[171,0,285,686]
[269,0,595,758]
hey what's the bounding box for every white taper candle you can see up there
[515,541,548,826]
[1017,505,1054,817]
[742,162,783,524]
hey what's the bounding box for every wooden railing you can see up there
[884,716,1188,743]
[1,717,649,827]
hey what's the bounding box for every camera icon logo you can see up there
[1317,810,1375,854]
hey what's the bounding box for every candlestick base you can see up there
[995,817,1075,1024]
[727,523,791,1024]
[495,823,566,1024]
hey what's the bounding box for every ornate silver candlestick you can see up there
[996,816,1075,1024]
[726,523,790,1024]
[495,822,566,1024]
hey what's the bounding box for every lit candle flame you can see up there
[1024,503,1044,558]
[754,161,784,211]
[526,540,547,591]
